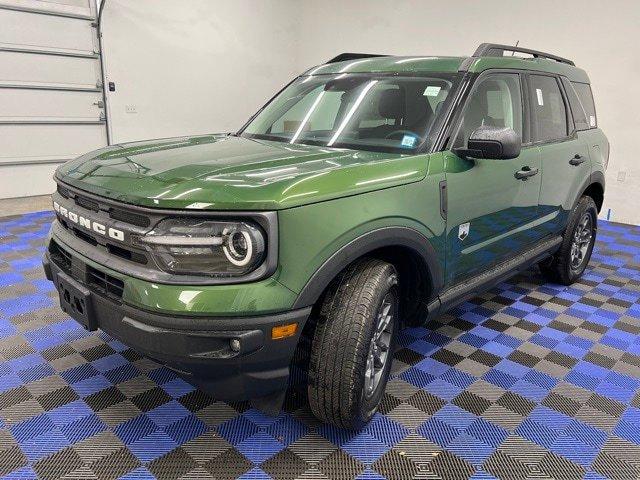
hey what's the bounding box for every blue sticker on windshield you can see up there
[401,135,417,148]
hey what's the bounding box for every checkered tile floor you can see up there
[1,211,639,480]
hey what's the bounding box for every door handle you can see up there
[514,166,539,180]
[569,154,586,166]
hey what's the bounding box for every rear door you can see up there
[528,73,590,236]
[0,0,107,199]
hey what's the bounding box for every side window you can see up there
[561,78,589,131]
[454,74,523,148]
[571,82,597,128]
[529,75,568,142]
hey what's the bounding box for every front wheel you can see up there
[308,258,398,429]
[540,196,597,285]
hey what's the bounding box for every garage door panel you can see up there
[0,124,106,164]
[0,89,103,120]
[0,51,99,88]
[0,0,105,198]
[0,163,59,198]
[0,0,93,18]
[0,8,96,53]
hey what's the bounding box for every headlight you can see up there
[133,219,266,277]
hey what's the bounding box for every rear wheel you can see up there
[540,196,597,285]
[308,258,398,429]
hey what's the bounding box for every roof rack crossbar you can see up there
[473,43,575,66]
[326,53,387,64]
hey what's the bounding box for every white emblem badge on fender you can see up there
[458,222,470,241]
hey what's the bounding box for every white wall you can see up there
[100,0,301,143]
[99,0,639,225]
[291,0,640,225]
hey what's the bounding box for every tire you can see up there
[308,258,399,429]
[540,196,597,285]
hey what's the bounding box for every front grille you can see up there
[75,194,99,212]
[57,185,70,199]
[49,240,124,302]
[58,183,150,227]
[109,207,150,228]
[58,218,148,265]
[87,265,124,300]
[54,189,151,266]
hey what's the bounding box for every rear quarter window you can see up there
[571,82,597,128]
[561,78,589,131]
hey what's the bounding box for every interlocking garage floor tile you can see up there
[0,211,639,479]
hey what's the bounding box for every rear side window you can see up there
[528,75,568,143]
[571,82,597,128]
[561,78,589,131]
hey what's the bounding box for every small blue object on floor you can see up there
[0,211,639,480]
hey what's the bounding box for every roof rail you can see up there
[473,43,575,66]
[326,53,387,64]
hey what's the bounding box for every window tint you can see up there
[529,75,568,142]
[561,78,589,131]
[454,73,523,148]
[572,82,597,128]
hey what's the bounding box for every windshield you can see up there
[240,73,458,153]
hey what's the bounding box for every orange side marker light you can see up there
[271,323,298,340]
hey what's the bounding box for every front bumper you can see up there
[43,252,311,401]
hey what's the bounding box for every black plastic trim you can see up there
[326,53,387,63]
[473,43,575,66]
[432,72,474,152]
[457,57,476,72]
[292,227,443,309]
[429,235,563,320]
[439,180,447,220]
[575,171,605,212]
[521,72,532,144]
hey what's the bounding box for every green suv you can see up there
[43,44,608,428]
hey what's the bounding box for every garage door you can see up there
[0,0,107,199]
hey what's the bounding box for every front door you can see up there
[444,72,542,286]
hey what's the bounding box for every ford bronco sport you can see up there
[43,43,608,428]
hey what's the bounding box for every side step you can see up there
[427,235,562,319]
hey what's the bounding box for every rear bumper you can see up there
[43,252,311,401]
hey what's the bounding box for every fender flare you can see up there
[292,226,443,309]
[574,170,605,211]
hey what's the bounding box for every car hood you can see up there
[56,134,428,210]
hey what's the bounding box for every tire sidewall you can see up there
[565,198,598,281]
[356,271,399,425]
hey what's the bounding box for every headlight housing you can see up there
[134,219,266,277]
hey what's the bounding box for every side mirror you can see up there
[454,125,521,160]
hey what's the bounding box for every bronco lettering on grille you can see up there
[53,201,125,242]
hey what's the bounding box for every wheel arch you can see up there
[579,171,605,212]
[291,227,442,325]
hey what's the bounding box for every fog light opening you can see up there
[230,338,241,352]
